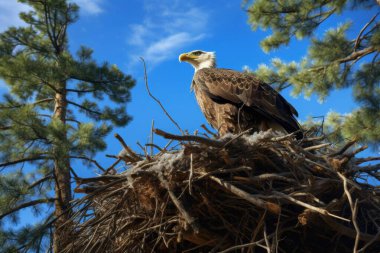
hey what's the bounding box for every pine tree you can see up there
[0,0,135,251]
[244,0,380,147]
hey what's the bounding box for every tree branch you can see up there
[337,46,376,64]
[0,98,54,109]
[67,101,102,115]
[0,198,56,220]
[70,155,105,172]
[66,88,96,93]
[0,156,49,167]
[28,175,54,189]
[354,13,379,51]
[309,46,377,72]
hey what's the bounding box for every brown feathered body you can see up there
[192,68,301,137]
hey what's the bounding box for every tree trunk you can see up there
[52,86,72,252]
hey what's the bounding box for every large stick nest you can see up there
[65,130,380,253]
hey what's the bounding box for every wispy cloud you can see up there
[0,0,102,33]
[0,1,31,32]
[74,0,104,15]
[127,0,210,68]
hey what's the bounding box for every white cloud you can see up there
[0,0,102,33]
[0,1,31,32]
[74,0,104,15]
[127,0,209,68]
[144,33,205,66]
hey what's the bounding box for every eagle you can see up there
[179,50,302,138]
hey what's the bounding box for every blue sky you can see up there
[0,0,378,227]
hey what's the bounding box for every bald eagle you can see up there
[179,50,302,138]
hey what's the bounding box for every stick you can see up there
[272,191,350,222]
[329,139,357,157]
[189,153,194,195]
[304,143,330,151]
[140,57,184,135]
[104,158,121,175]
[150,120,154,156]
[154,128,224,148]
[201,124,218,138]
[208,175,281,215]
[337,172,361,252]
[114,133,141,162]
[354,156,380,165]
[223,128,252,147]
[156,171,201,234]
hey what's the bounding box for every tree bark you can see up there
[52,86,72,252]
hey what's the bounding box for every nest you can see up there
[64,129,380,253]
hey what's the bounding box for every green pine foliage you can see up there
[245,0,380,147]
[0,0,135,251]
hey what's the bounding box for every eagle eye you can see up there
[192,51,203,56]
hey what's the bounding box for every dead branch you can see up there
[140,57,184,135]
[114,133,141,162]
[153,128,224,147]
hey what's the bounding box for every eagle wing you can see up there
[193,68,300,132]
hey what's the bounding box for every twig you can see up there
[208,175,281,215]
[346,145,368,159]
[137,141,150,159]
[114,133,141,162]
[160,177,200,233]
[354,13,379,51]
[272,191,350,222]
[234,173,296,184]
[70,155,106,172]
[357,231,380,253]
[304,143,330,151]
[150,120,154,156]
[223,128,252,147]
[321,215,379,243]
[104,158,121,175]
[263,223,271,253]
[145,143,164,152]
[337,172,360,253]
[355,156,380,165]
[218,239,266,253]
[200,124,218,138]
[154,128,224,148]
[189,153,194,195]
[140,57,184,135]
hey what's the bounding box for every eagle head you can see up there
[179,50,216,71]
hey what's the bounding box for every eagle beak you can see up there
[179,53,197,62]
[179,53,189,62]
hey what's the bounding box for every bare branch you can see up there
[70,155,105,172]
[208,175,281,215]
[114,133,141,162]
[140,57,184,135]
[154,128,224,148]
